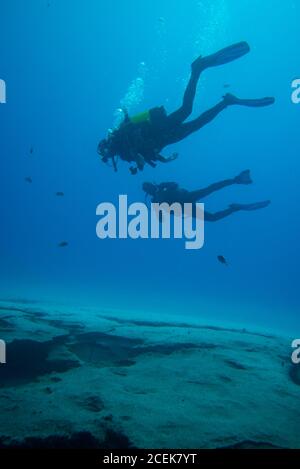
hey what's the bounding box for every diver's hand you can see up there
[156,153,178,163]
[129,166,138,175]
[169,152,178,161]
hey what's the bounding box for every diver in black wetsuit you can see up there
[97,42,275,174]
[142,170,271,221]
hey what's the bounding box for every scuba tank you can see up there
[129,110,151,124]
[129,106,167,126]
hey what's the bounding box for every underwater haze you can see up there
[0,0,300,450]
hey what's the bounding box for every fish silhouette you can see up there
[25,177,32,184]
[56,192,64,197]
[58,241,68,248]
[217,255,228,266]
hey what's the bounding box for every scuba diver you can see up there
[142,170,271,221]
[98,41,275,174]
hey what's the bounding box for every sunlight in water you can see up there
[193,0,230,57]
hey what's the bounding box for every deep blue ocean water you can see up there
[1,0,300,333]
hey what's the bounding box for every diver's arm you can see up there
[155,152,178,163]
[136,153,145,170]
[128,152,145,174]
[112,156,118,172]
[134,149,157,168]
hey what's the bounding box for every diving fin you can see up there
[224,93,275,107]
[235,170,252,185]
[230,200,271,212]
[192,41,250,72]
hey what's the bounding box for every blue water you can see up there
[1,0,300,333]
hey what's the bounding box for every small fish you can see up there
[25,177,32,183]
[217,255,228,266]
[223,84,231,89]
[58,241,68,248]
[29,146,34,155]
[56,192,64,197]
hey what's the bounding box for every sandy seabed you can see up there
[0,298,299,449]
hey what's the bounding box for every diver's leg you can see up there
[188,170,252,202]
[167,68,203,126]
[188,179,236,202]
[166,42,251,127]
[170,99,228,143]
[204,206,240,222]
[204,200,271,222]
[167,91,275,144]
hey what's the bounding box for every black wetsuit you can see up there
[149,180,243,222]
[112,65,228,164]
[101,42,274,171]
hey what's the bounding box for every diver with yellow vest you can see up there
[101,107,179,174]
[97,42,275,175]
